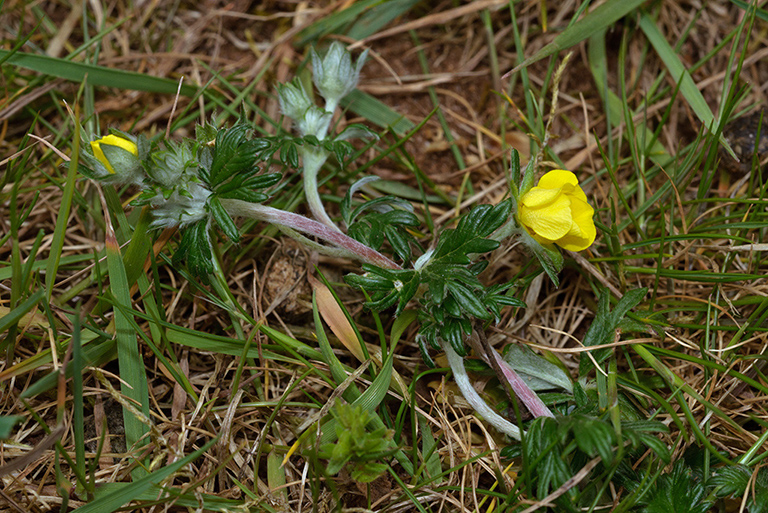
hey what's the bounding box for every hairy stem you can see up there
[301,146,340,232]
[221,199,400,270]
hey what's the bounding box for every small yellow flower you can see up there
[90,134,138,174]
[518,169,596,251]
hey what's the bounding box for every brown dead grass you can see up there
[2,0,768,511]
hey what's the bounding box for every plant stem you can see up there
[221,199,400,270]
[300,146,340,232]
[469,330,555,419]
[441,339,522,440]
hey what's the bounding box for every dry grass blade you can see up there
[3,0,768,510]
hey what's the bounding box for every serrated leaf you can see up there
[208,197,240,242]
[711,465,751,497]
[642,462,711,513]
[217,189,269,203]
[572,416,615,464]
[208,124,253,187]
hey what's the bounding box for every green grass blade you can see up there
[72,438,217,513]
[343,90,414,134]
[296,0,378,45]
[346,0,422,40]
[588,32,673,169]
[0,289,45,334]
[104,215,150,480]
[0,50,199,96]
[729,0,768,22]
[508,0,647,75]
[638,12,733,157]
[45,121,80,301]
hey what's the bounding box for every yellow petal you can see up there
[521,186,562,208]
[519,193,573,241]
[90,134,138,174]
[539,169,588,202]
[557,197,596,251]
[538,169,578,188]
[101,134,138,155]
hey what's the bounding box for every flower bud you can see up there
[297,106,333,138]
[311,42,368,112]
[90,134,138,174]
[277,79,314,122]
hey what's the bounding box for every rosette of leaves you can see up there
[346,198,525,365]
[711,465,768,512]
[319,403,395,483]
[341,176,420,264]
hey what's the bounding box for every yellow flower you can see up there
[90,134,138,174]
[518,169,596,251]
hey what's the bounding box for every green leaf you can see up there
[571,416,616,464]
[208,197,240,243]
[641,461,712,513]
[432,200,511,265]
[174,221,214,277]
[622,420,671,463]
[579,288,647,376]
[73,438,217,513]
[0,50,200,96]
[711,464,751,497]
[205,124,258,188]
[446,282,490,320]
[502,344,573,392]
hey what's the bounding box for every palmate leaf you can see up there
[347,199,522,364]
[712,465,768,512]
[169,122,282,277]
[203,123,258,187]
[431,199,511,265]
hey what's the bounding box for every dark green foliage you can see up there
[319,403,396,483]
[525,416,578,504]
[621,421,671,464]
[346,198,525,364]
[341,177,420,263]
[712,465,768,513]
[174,221,214,277]
[162,122,281,277]
[502,412,670,511]
[640,461,712,513]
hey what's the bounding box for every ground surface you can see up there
[2,1,768,512]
